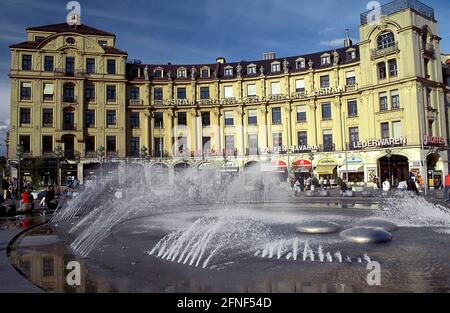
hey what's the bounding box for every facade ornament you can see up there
[236,63,242,78]
[144,65,149,81]
[332,50,340,66]
[283,58,289,74]
[167,70,172,81]
[259,66,264,76]
[191,66,196,80]
[308,59,314,70]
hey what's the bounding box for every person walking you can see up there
[294,179,301,197]
[417,175,424,191]
[319,177,324,190]
[382,178,391,192]
[20,188,34,212]
[444,173,450,202]
[340,180,348,197]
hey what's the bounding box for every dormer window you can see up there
[271,62,280,73]
[224,66,233,77]
[35,36,45,43]
[98,40,107,47]
[177,67,186,78]
[247,64,257,75]
[321,54,331,65]
[296,58,306,69]
[200,67,210,78]
[154,67,163,78]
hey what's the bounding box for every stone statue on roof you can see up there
[333,50,340,65]
[283,58,289,74]
[308,59,314,70]
[143,65,149,81]
[167,70,172,80]
[259,66,264,76]
[191,66,196,80]
[236,63,242,78]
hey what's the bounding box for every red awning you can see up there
[293,159,312,167]
[271,160,287,168]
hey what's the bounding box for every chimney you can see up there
[344,29,353,47]
[216,57,226,64]
[263,52,276,60]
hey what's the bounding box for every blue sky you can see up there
[0,0,449,156]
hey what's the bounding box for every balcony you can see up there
[54,68,88,78]
[62,96,77,104]
[106,151,118,158]
[320,143,336,152]
[422,42,435,57]
[129,99,144,106]
[371,42,399,59]
[360,0,434,25]
[345,84,358,92]
[62,123,77,131]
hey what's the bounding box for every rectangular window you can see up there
[154,87,163,101]
[154,138,164,157]
[248,66,257,75]
[271,82,280,95]
[107,59,116,74]
[248,109,257,125]
[224,111,234,126]
[20,82,32,100]
[66,56,74,75]
[42,108,53,127]
[272,132,282,147]
[201,111,210,127]
[321,55,331,65]
[323,130,333,152]
[98,40,107,47]
[43,83,54,101]
[86,58,95,74]
[85,83,95,102]
[295,79,305,93]
[321,103,332,120]
[272,107,282,124]
[298,131,308,146]
[225,135,235,155]
[130,87,139,100]
[201,69,209,78]
[427,88,432,108]
[202,136,211,155]
[44,56,54,72]
[248,134,258,155]
[106,136,116,152]
[297,105,306,122]
[224,68,233,76]
[106,85,116,101]
[35,36,45,43]
[381,122,390,139]
[130,137,140,157]
[379,92,388,111]
[393,121,402,137]
[22,55,32,70]
[296,60,305,69]
[19,135,31,152]
[347,100,358,117]
[224,86,233,98]
[178,68,186,78]
[391,90,400,109]
[42,257,54,277]
[85,136,95,153]
[20,108,31,124]
[424,58,430,78]
[177,137,188,155]
[177,87,186,99]
[247,84,257,97]
[178,112,187,126]
[388,59,398,77]
[428,120,434,136]
[378,62,387,79]
[271,63,280,72]
[320,75,330,88]
[154,112,164,128]
[349,127,359,146]
[130,112,140,129]
[154,69,162,78]
[346,71,356,86]
[42,136,53,154]
[85,110,95,128]
[106,110,116,126]
[200,87,210,99]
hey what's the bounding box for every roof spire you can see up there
[344,29,353,48]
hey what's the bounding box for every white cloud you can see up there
[319,27,336,35]
[320,37,357,47]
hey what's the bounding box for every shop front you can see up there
[292,159,312,180]
[315,158,338,180]
[262,160,288,182]
[338,156,364,183]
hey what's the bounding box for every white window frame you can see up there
[247,84,257,97]
[271,82,281,95]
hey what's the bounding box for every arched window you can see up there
[63,83,75,102]
[377,32,395,49]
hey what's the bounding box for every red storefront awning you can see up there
[292,159,312,172]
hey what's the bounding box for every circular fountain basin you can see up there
[340,227,393,244]
[295,221,341,234]
[350,218,398,232]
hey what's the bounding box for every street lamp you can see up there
[386,149,393,185]
[96,146,105,181]
[54,145,63,190]
[308,152,315,177]
[16,145,24,198]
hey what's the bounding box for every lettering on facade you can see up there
[262,145,318,154]
[423,135,446,147]
[353,137,407,149]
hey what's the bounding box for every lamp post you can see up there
[74,152,81,183]
[54,145,63,190]
[386,149,392,186]
[140,146,149,185]
[96,146,105,181]
[16,145,24,198]
[308,152,315,178]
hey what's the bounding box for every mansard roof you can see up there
[26,23,115,37]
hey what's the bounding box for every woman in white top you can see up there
[382,179,391,191]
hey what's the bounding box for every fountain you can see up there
[8,164,450,292]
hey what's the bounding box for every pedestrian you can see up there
[319,177,324,190]
[294,179,301,197]
[2,176,9,200]
[323,178,328,190]
[306,177,311,191]
[417,175,424,191]
[407,178,419,196]
[444,173,450,202]
[382,178,391,192]
[340,180,348,196]
[290,177,295,191]
[20,188,33,212]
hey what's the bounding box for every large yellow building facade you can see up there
[8,0,449,187]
